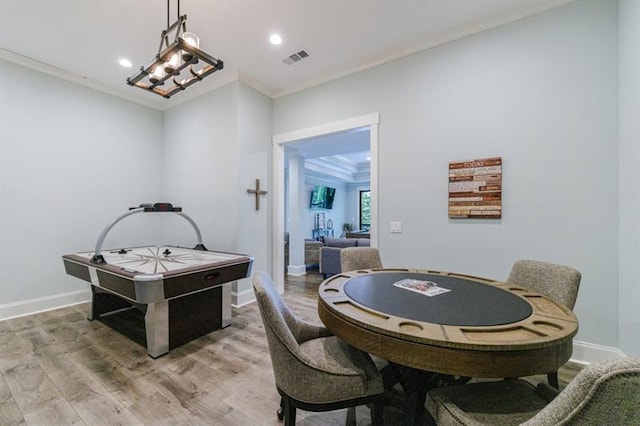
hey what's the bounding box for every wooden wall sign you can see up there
[449,157,502,219]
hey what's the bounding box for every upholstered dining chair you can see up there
[507,259,581,310]
[252,271,384,426]
[340,247,383,272]
[425,356,640,426]
[507,259,581,388]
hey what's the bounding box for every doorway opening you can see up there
[272,113,379,292]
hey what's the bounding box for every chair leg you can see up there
[547,371,559,389]
[371,398,384,426]
[283,395,296,426]
[345,406,356,426]
[395,365,432,426]
[424,410,437,426]
[277,397,285,421]
[381,363,401,390]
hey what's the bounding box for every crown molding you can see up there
[0,46,166,110]
[0,46,244,111]
[305,158,354,182]
[305,155,370,183]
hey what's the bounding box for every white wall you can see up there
[163,83,240,251]
[273,1,620,350]
[163,81,272,306]
[618,0,640,356]
[236,82,273,302]
[0,60,164,316]
[0,69,272,316]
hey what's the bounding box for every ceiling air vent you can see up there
[283,50,310,65]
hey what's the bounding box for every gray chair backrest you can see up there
[253,271,373,405]
[253,272,316,397]
[523,357,640,425]
[341,247,383,272]
[252,271,303,349]
[507,259,581,309]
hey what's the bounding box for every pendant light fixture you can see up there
[127,0,223,99]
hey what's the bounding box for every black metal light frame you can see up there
[127,3,223,99]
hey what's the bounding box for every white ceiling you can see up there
[286,127,370,160]
[285,127,371,183]
[0,0,570,110]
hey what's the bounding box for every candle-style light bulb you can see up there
[181,32,199,62]
[164,53,180,75]
[149,65,165,84]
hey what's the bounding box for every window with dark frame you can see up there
[359,190,371,231]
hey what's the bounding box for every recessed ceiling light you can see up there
[269,34,283,45]
[119,58,132,68]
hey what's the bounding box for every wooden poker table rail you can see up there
[317,268,578,378]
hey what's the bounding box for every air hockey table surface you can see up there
[66,243,248,276]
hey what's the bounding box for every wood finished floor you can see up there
[0,269,581,426]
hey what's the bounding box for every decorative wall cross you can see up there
[247,179,268,211]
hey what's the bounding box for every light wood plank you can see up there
[21,397,84,426]
[68,344,160,408]
[0,374,27,426]
[127,390,200,425]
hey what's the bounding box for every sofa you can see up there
[319,237,371,277]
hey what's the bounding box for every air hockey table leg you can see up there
[144,300,169,358]
[222,282,232,327]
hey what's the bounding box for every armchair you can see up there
[252,271,384,426]
[507,259,581,388]
[426,356,640,425]
[341,247,383,272]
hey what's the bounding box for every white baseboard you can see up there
[0,289,91,321]
[232,288,256,307]
[571,340,627,365]
[287,264,307,276]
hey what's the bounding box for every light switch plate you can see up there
[390,221,402,233]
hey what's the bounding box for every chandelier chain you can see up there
[167,0,181,30]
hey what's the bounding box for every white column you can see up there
[287,151,307,275]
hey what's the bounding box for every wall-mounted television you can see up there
[309,185,336,210]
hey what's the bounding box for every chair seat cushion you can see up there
[291,336,383,403]
[426,379,550,426]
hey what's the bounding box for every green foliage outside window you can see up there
[360,190,371,231]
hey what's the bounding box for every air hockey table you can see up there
[62,203,254,358]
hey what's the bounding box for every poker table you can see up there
[318,268,578,379]
[62,203,253,358]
